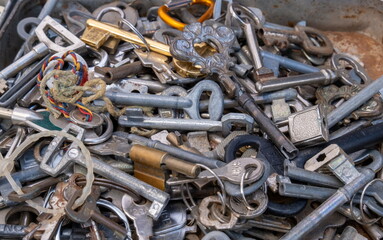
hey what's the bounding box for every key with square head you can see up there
[122,193,153,240]
[83,18,171,56]
[65,187,128,238]
[0,16,85,81]
[39,123,170,220]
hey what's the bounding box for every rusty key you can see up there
[65,187,128,238]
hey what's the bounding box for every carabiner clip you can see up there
[158,0,214,30]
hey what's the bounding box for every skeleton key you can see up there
[119,110,253,136]
[170,20,298,159]
[65,187,128,238]
[106,79,224,120]
[258,25,333,56]
[327,74,383,128]
[122,194,153,240]
[256,53,369,93]
[198,195,238,230]
[135,49,181,84]
[0,16,85,81]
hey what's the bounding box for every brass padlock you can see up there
[130,144,201,190]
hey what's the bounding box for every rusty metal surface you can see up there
[325,31,383,80]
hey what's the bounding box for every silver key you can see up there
[135,49,180,84]
[106,80,224,120]
[0,16,85,81]
[198,157,264,185]
[119,111,254,137]
[122,194,153,240]
[328,74,383,128]
[40,123,169,220]
[226,3,274,81]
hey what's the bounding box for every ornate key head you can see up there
[170,20,236,75]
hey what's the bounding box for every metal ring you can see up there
[359,178,383,224]
[121,18,150,52]
[196,163,227,214]
[227,3,263,29]
[97,199,132,240]
[84,114,113,145]
[240,168,257,211]
[96,7,126,23]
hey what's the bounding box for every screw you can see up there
[68,148,79,159]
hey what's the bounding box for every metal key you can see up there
[135,49,181,84]
[198,157,264,184]
[226,3,274,81]
[0,16,85,81]
[327,74,383,128]
[122,193,153,240]
[170,20,299,159]
[40,123,170,220]
[106,79,224,120]
[281,150,383,240]
[119,110,254,136]
[65,187,128,238]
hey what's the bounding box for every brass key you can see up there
[83,19,171,56]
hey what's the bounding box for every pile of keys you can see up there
[0,0,383,239]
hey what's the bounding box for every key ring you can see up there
[158,0,214,30]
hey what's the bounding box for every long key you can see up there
[238,92,298,159]
[199,88,298,111]
[40,123,169,220]
[0,16,85,81]
[106,80,224,120]
[122,194,153,240]
[119,110,253,136]
[84,18,170,56]
[327,74,383,128]
[65,188,128,237]
[255,69,338,93]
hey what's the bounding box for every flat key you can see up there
[198,158,264,184]
[122,194,153,240]
[0,16,85,80]
[40,123,170,220]
[134,49,180,84]
[106,79,224,120]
